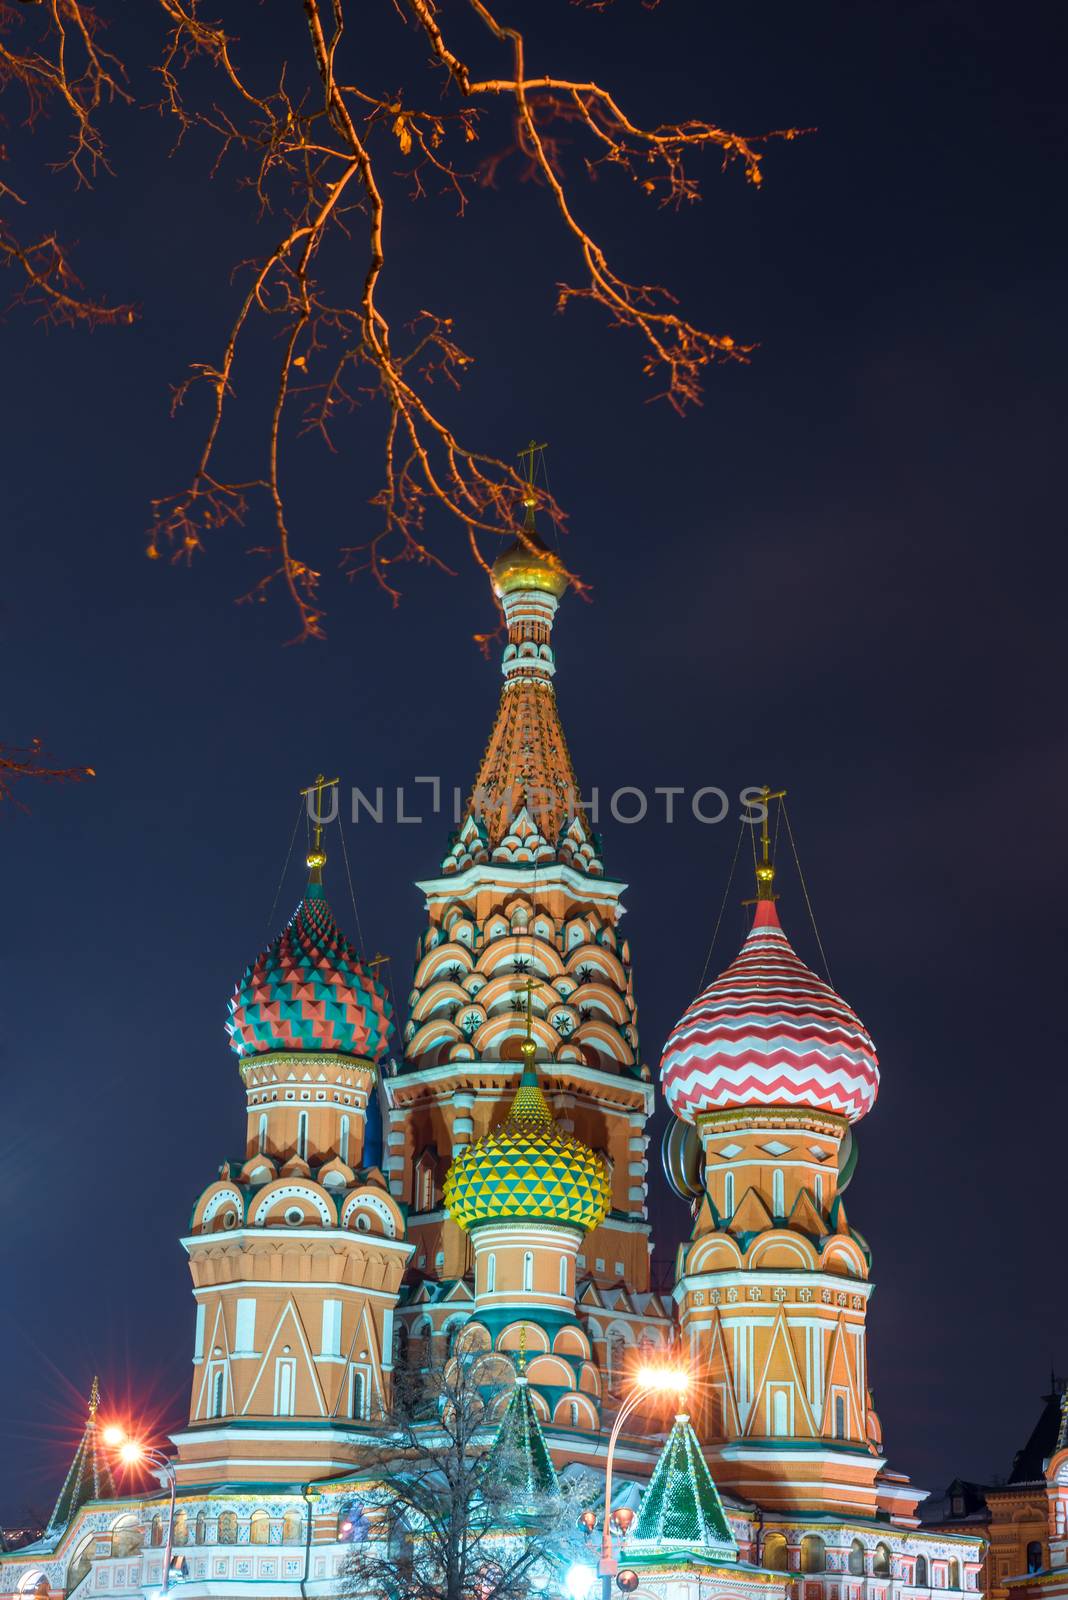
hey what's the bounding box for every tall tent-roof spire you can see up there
[481,1370,559,1507]
[46,1379,117,1538]
[628,1412,736,1561]
[442,442,603,878]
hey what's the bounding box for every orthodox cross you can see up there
[300,773,339,852]
[745,784,786,903]
[517,439,547,509]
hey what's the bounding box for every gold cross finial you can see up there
[299,773,340,881]
[88,1376,100,1418]
[517,440,547,515]
[520,976,537,1063]
[753,785,786,902]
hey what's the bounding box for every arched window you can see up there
[874,1542,891,1577]
[340,1115,350,1165]
[916,1556,928,1586]
[1027,1545,1043,1576]
[258,1113,268,1155]
[849,1540,866,1576]
[948,1562,960,1589]
[393,1322,409,1365]
[559,1255,568,1296]
[772,1168,785,1217]
[249,1511,270,1545]
[763,1534,788,1573]
[416,1316,433,1344]
[210,1366,225,1418]
[67,1537,95,1592]
[486,1254,496,1293]
[801,1536,825,1574]
[814,1173,824,1211]
[834,1394,847,1440]
[275,1357,296,1416]
[216,1512,238,1545]
[297,1111,309,1161]
[569,1400,579,1426]
[350,1369,367,1420]
[195,1512,208,1546]
[111,1517,142,1558]
[282,1511,304,1544]
[172,1510,189,1547]
[772,1390,790,1435]
[724,1172,735,1217]
[608,1330,628,1391]
[150,1515,164,1548]
[523,1251,534,1291]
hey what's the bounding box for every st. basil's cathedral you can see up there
[2,507,1065,1600]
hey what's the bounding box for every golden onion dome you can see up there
[443,1057,611,1233]
[492,514,569,600]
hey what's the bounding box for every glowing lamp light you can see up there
[634,1366,688,1395]
[119,1441,145,1466]
[101,1426,127,1448]
[565,1563,597,1600]
[580,1509,598,1533]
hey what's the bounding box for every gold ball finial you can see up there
[519,1036,537,1062]
[306,848,327,872]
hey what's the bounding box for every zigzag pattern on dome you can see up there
[228,883,393,1062]
[660,900,878,1125]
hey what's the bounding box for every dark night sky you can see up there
[3,0,1066,1527]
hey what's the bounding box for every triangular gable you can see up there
[194,1301,233,1421]
[700,1310,741,1438]
[744,1307,818,1439]
[47,1382,117,1535]
[819,1316,864,1439]
[788,1189,827,1237]
[728,1187,774,1235]
[242,1299,327,1418]
[441,1279,475,1303]
[577,1280,605,1308]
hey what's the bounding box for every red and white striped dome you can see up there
[660,900,879,1124]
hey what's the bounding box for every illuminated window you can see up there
[764,1535,788,1572]
[249,1511,270,1545]
[916,1557,929,1586]
[802,1536,826,1574]
[948,1563,960,1589]
[350,1368,367,1420]
[874,1543,891,1577]
[848,1541,865,1576]
[282,1512,304,1544]
[172,1511,189,1547]
[216,1513,238,1545]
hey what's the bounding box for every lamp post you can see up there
[597,1366,688,1600]
[103,1430,178,1596]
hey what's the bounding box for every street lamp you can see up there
[598,1366,688,1599]
[104,1429,179,1596]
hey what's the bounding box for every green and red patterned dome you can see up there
[227,880,392,1063]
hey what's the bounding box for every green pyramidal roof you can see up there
[630,1413,736,1560]
[47,1382,118,1537]
[483,1375,559,1505]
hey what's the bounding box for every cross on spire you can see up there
[517,439,547,523]
[300,772,339,882]
[750,785,786,902]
